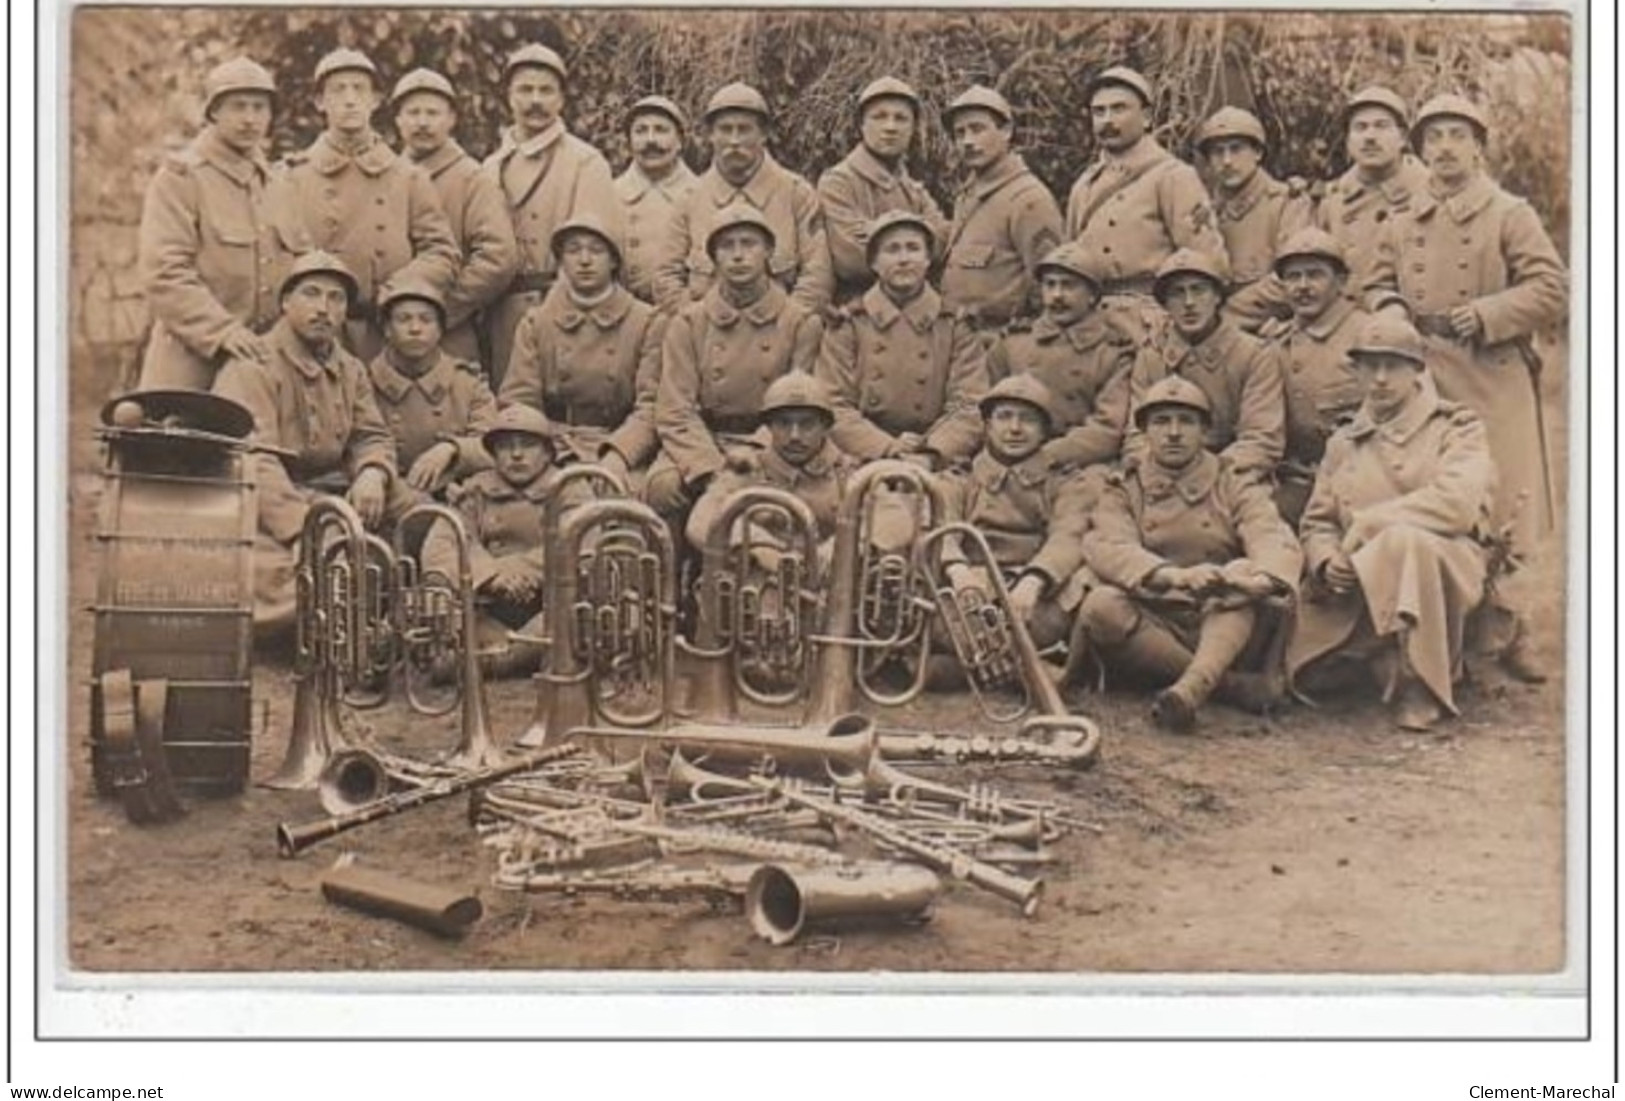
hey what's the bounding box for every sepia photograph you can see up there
[23,0,1604,1070]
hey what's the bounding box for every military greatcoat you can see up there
[817,144,948,302]
[1313,155,1431,287]
[614,161,699,305]
[942,153,1065,330]
[985,312,1136,470]
[816,285,989,464]
[1211,168,1314,327]
[1265,296,1370,524]
[1286,377,1496,712]
[413,139,519,364]
[366,348,498,476]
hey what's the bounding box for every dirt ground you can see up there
[59,363,1571,977]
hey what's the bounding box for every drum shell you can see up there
[88,432,255,796]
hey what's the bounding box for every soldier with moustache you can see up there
[280,49,459,362]
[388,68,518,367]
[1314,86,1432,288]
[136,57,308,389]
[1193,106,1313,330]
[1362,94,1567,681]
[483,44,623,390]
[1065,67,1225,341]
[613,95,699,305]
[1122,249,1285,482]
[1079,377,1302,731]
[984,241,1136,476]
[940,85,1065,335]
[817,77,950,304]
[654,82,834,314]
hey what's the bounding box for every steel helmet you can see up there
[979,374,1059,432]
[279,250,360,306]
[760,372,836,422]
[1344,85,1410,130]
[1035,241,1109,294]
[1412,93,1489,147]
[945,85,1013,127]
[377,275,448,329]
[1088,66,1154,109]
[1153,248,1231,302]
[864,210,937,267]
[481,404,559,451]
[702,82,771,126]
[313,48,379,91]
[625,94,687,134]
[1349,314,1428,366]
[857,76,922,119]
[550,213,625,270]
[705,203,777,259]
[390,68,457,110]
[203,57,276,120]
[1195,106,1267,152]
[1272,227,1351,278]
[504,43,567,85]
[1133,375,1213,428]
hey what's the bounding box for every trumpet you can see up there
[687,486,822,721]
[806,461,947,722]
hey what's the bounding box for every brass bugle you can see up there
[566,712,877,784]
[314,746,459,817]
[745,862,941,946]
[320,855,483,939]
[276,743,585,858]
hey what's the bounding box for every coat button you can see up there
[375,197,385,205]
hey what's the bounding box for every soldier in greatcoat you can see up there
[1079,377,1302,731]
[1123,249,1285,481]
[366,276,497,497]
[940,85,1065,335]
[212,251,417,634]
[654,83,833,314]
[482,44,623,390]
[1285,316,1497,732]
[1065,67,1225,340]
[279,49,459,362]
[1313,86,1432,288]
[1362,93,1567,680]
[984,241,1136,474]
[1192,106,1313,330]
[389,68,518,367]
[136,57,308,389]
[613,95,699,305]
[816,211,988,470]
[817,77,950,304]
[1264,228,1370,525]
[498,214,664,487]
[647,205,823,524]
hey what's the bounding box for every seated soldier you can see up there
[1285,316,1496,732]
[1123,249,1285,482]
[498,214,663,487]
[368,276,498,499]
[648,204,823,526]
[685,372,852,575]
[1264,228,1369,525]
[985,240,1135,473]
[421,405,587,678]
[937,375,1094,656]
[213,250,416,635]
[1079,376,1302,732]
[816,210,988,470]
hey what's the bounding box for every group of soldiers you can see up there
[132,40,1569,735]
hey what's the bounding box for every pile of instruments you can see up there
[269,460,1105,945]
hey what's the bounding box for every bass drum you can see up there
[88,391,256,797]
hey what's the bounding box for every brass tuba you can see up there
[686,485,822,722]
[806,460,947,722]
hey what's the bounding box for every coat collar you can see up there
[971,447,1051,491]
[846,144,911,191]
[705,152,789,209]
[1032,311,1113,351]
[1298,295,1361,342]
[1164,318,1243,372]
[551,284,635,331]
[861,284,941,333]
[309,130,397,177]
[1415,172,1497,223]
[705,281,790,328]
[761,438,841,483]
[368,348,454,404]
[1347,372,1442,444]
[197,127,269,184]
[270,319,346,380]
[961,152,1030,202]
[1088,135,1169,181]
[1214,167,1276,220]
[493,120,566,163]
[614,160,696,204]
[1334,154,1426,204]
[463,466,557,502]
[413,139,470,179]
[1139,448,1220,503]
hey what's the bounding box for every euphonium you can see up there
[806,461,947,722]
[687,485,821,722]
[264,495,371,790]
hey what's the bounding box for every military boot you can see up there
[1393,677,1447,732]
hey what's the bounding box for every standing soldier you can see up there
[817,77,949,304]
[1079,377,1302,731]
[483,44,622,390]
[280,48,459,362]
[498,214,664,486]
[985,241,1136,474]
[1265,228,1368,525]
[648,205,823,524]
[1314,86,1431,288]
[1065,67,1225,339]
[1286,316,1497,731]
[1192,106,1312,329]
[389,68,517,368]
[212,251,417,633]
[1363,93,1567,680]
[1124,249,1285,481]
[654,82,833,314]
[940,85,1065,335]
[137,57,307,389]
[613,95,699,305]
[817,211,988,470]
